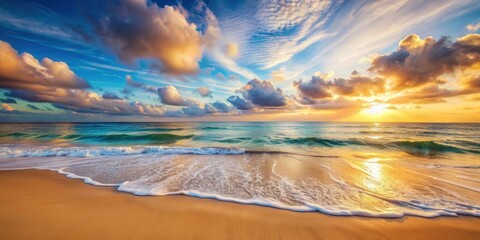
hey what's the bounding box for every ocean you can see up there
[0,122,479,217]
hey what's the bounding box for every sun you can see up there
[366,104,387,115]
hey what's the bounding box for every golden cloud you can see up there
[95,0,220,75]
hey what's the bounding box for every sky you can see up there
[0,0,479,122]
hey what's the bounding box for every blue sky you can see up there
[0,0,479,122]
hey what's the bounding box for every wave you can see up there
[135,127,184,132]
[445,140,480,150]
[218,137,252,143]
[0,146,246,158]
[213,137,479,156]
[0,132,30,138]
[217,136,361,147]
[1,130,479,157]
[0,132,194,144]
[199,126,228,130]
[100,133,194,143]
[390,141,467,156]
[282,137,358,147]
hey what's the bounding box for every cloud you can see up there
[0,1,93,44]
[467,22,480,32]
[224,43,239,58]
[305,97,363,110]
[196,87,212,98]
[0,40,244,119]
[123,75,215,108]
[199,0,222,49]
[215,72,226,80]
[7,89,167,116]
[286,0,473,81]
[181,101,235,117]
[369,34,480,90]
[227,96,254,110]
[460,67,480,90]
[0,40,167,116]
[329,75,385,96]
[0,40,90,91]
[181,104,216,117]
[202,67,215,75]
[212,101,233,113]
[157,86,196,106]
[291,34,480,106]
[386,85,470,104]
[293,73,384,100]
[0,98,17,104]
[294,76,332,99]
[160,100,235,117]
[355,34,480,104]
[209,50,259,79]
[237,79,288,107]
[102,92,122,100]
[234,0,337,69]
[124,75,157,94]
[291,34,480,107]
[270,68,286,82]
[94,0,217,74]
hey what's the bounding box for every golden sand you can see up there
[0,170,478,240]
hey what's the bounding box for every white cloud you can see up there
[196,87,212,98]
[157,86,197,106]
[219,0,336,69]
[286,0,475,80]
[0,40,90,91]
[224,43,239,58]
[467,22,480,32]
[95,0,221,75]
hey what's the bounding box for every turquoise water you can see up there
[0,122,479,217]
[0,122,479,156]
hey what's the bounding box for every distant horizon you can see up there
[0,120,479,124]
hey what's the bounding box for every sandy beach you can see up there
[0,170,478,240]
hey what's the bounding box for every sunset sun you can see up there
[366,104,387,115]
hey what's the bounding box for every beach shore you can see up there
[0,170,478,240]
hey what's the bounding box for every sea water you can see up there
[0,122,479,217]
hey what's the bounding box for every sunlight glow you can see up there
[366,104,387,115]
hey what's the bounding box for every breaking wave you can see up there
[0,146,245,158]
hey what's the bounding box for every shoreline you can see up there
[1,170,479,239]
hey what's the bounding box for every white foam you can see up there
[0,146,245,158]
[117,182,314,212]
[0,151,479,218]
[58,169,121,187]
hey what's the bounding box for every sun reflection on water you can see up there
[365,158,382,180]
[360,157,392,196]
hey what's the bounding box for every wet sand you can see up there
[0,170,479,240]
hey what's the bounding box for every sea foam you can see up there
[1,150,479,218]
[0,146,245,158]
